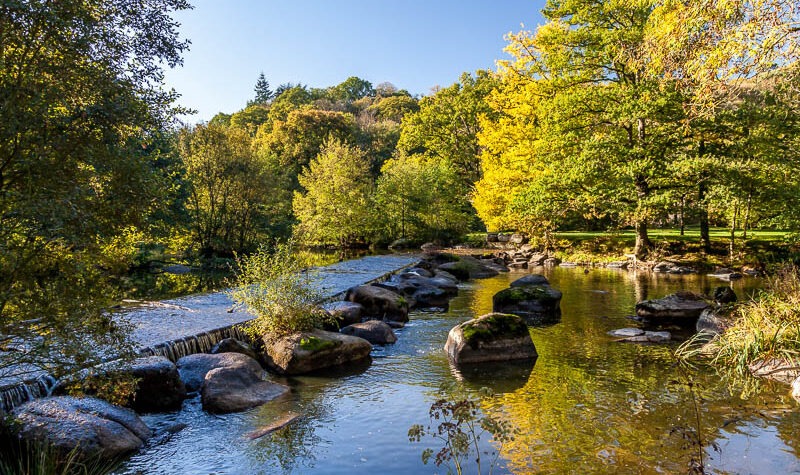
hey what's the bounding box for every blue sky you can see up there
[164,0,546,122]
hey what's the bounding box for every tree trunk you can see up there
[634,220,653,260]
[698,181,711,253]
[679,194,686,236]
[729,200,739,264]
[743,188,752,239]
[634,173,653,260]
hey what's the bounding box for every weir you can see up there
[0,254,419,412]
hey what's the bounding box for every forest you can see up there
[1,0,799,413]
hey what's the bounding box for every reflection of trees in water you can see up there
[477,342,793,473]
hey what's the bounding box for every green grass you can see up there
[463,227,797,266]
[677,265,800,392]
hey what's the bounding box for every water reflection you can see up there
[115,267,800,475]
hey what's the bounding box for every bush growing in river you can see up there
[678,265,800,382]
[230,241,331,339]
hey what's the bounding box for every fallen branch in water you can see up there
[246,412,301,440]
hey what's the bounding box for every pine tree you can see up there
[253,72,273,104]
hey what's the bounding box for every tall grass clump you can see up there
[230,240,330,340]
[678,265,800,381]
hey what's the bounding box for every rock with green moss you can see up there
[445,313,537,364]
[492,284,562,324]
[262,329,372,375]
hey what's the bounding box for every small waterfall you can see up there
[0,374,59,413]
[138,323,255,363]
[1,257,419,412]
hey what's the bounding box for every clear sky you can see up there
[164,0,546,122]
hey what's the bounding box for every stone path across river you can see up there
[0,254,419,409]
[121,254,419,349]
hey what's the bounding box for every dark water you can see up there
[114,268,800,475]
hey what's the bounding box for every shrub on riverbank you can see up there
[680,265,800,380]
[231,241,331,339]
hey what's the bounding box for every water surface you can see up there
[115,267,800,474]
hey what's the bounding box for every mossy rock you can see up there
[299,335,338,352]
[262,330,372,375]
[461,313,529,349]
[492,284,562,324]
[445,313,537,365]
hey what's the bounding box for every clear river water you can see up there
[113,266,800,475]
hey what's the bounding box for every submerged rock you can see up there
[262,329,372,375]
[345,285,409,322]
[615,331,671,343]
[445,313,537,365]
[607,328,645,338]
[10,396,151,460]
[635,291,711,321]
[340,320,397,344]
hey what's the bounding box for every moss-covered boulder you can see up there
[445,313,537,365]
[492,284,562,324]
[262,329,372,375]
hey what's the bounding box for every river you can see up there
[114,266,800,474]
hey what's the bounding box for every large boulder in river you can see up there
[322,301,364,328]
[128,356,186,412]
[635,291,711,322]
[510,274,549,287]
[340,320,397,344]
[177,352,260,393]
[262,329,372,375]
[345,285,409,322]
[493,284,562,324]
[201,355,289,414]
[445,313,537,365]
[9,396,151,460]
[377,274,457,309]
[437,256,502,281]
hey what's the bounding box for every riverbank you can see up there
[454,227,796,273]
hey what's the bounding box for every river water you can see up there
[114,267,800,474]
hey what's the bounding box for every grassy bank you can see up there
[463,227,797,269]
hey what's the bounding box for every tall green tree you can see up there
[398,71,497,187]
[179,124,278,255]
[293,139,375,247]
[0,0,190,377]
[376,154,473,244]
[252,72,274,105]
[477,1,686,258]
